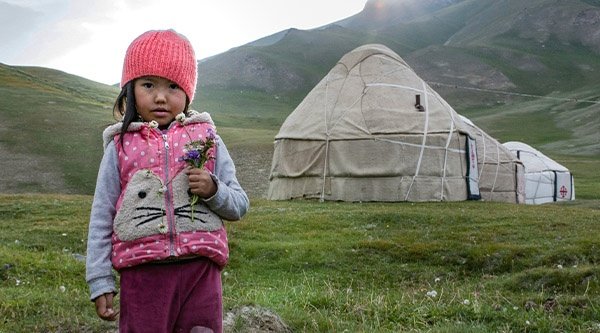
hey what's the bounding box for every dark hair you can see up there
[112,80,191,148]
[112,82,138,149]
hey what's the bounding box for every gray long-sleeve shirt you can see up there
[85,136,249,300]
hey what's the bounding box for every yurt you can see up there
[268,44,524,203]
[504,141,575,204]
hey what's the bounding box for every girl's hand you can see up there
[94,293,119,321]
[186,166,217,198]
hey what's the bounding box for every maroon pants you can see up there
[119,258,222,333]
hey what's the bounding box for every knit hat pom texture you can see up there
[121,30,197,101]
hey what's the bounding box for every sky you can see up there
[0,0,367,85]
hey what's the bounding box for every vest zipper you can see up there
[161,132,176,257]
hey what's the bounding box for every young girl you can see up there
[86,29,249,333]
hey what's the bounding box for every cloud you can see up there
[0,0,367,84]
[17,0,121,64]
[0,0,79,65]
[0,2,45,62]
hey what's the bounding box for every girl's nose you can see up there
[154,89,167,103]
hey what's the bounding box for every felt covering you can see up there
[268,44,524,203]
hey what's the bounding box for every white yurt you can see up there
[268,44,525,203]
[504,141,575,204]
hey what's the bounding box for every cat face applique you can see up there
[114,170,223,241]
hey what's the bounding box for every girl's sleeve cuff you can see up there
[88,276,117,301]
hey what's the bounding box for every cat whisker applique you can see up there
[174,204,208,223]
[133,207,165,227]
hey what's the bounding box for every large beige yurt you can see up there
[268,44,524,203]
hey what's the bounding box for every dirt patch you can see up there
[0,144,68,193]
[0,123,68,193]
[228,145,274,199]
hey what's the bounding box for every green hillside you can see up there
[0,63,283,197]
[0,64,118,194]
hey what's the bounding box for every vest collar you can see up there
[102,111,214,149]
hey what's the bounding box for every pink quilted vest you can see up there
[104,112,229,270]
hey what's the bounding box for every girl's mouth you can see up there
[152,109,169,116]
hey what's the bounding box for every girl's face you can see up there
[134,76,187,128]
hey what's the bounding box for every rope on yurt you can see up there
[404,80,430,201]
[320,90,366,201]
[365,83,424,93]
[489,141,501,199]
[328,61,370,135]
[570,174,575,200]
[512,150,524,202]
[514,164,521,204]
[327,92,367,134]
[321,71,333,202]
[477,129,487,180]
[320,65,368,201]
[441,97,457,201]
[320,135,330,202]
[552,170,558,202]
[374,138,464,153]
[533,158,548,202]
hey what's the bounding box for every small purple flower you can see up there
[206,127,216,140]
[184,149,201,162]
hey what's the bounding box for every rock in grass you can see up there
[223,306,291,333]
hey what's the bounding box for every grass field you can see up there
[1,154,598,332]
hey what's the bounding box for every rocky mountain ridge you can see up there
[197,0,600,107]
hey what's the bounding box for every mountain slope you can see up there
[443,0,600,51]
[336,0,466,32]
[198,25,412,95]
[0,63,117,194]
[198,0,600,97]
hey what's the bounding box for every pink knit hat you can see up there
[121,29,197,102]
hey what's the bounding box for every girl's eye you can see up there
[170,83,180,90]
[142,82,153,88]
